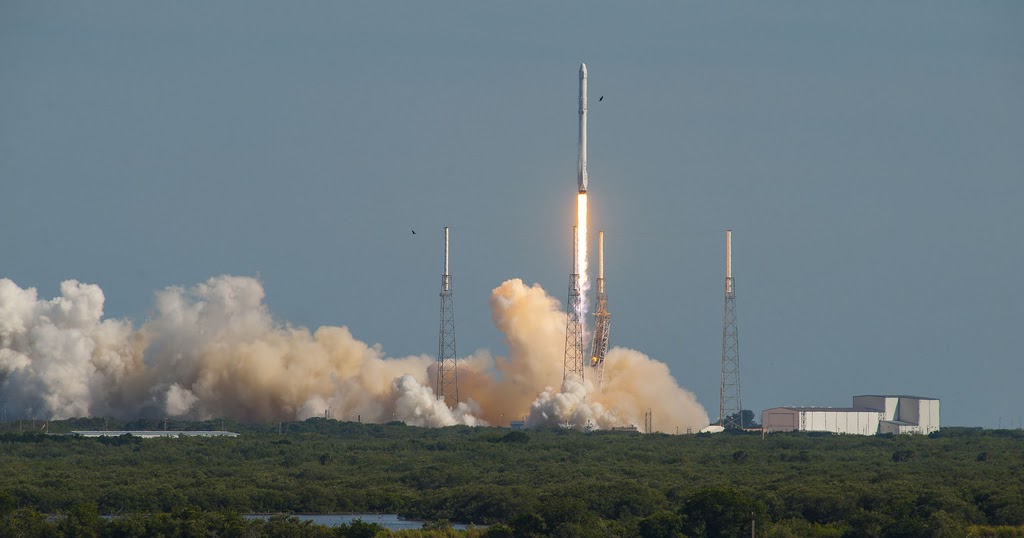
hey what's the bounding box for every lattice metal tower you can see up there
[589,231,611,388]
[720,229,743,429]
[436,226,459,407]
[564,226,586,385]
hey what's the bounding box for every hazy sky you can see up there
[2,2,1022,428]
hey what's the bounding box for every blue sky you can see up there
[2,2,1022,427]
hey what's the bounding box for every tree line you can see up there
[1,418,1023,537]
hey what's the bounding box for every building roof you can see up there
[765,406,876,413]
[854,395,939,400]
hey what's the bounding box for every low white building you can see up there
[854,395,940,435]
[762,395,939,435]
[71,430,239,438]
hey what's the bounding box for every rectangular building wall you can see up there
[854,395,899,420]
[879,421,900,435]
[762,408,799,432]
[853,412,881,435]
[919,399,940,433]
[800,410,880,435]
[854,395,885,412]
[880,420,923,434]
[897,397,920,424]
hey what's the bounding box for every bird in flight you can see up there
[411,230,416,234]
[599,96,604,102]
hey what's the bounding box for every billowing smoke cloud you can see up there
[0,276,707,432]
[0,279,143,419]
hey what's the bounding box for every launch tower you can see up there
[589,231,611,387]
[719,230,743,429]
[563,226,586,384]
[436,226,459,407]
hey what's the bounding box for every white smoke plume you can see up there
[527,379,617,429]
[0,275,708,432]
[0,279,143,419]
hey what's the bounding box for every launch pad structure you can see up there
[589,231,610,387]
[565,64,614,392]
[562,63,593,388]
[436,226,459,407]
[719,230,743,429]
[563,225,586,385]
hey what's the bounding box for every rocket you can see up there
[578,63,588,193]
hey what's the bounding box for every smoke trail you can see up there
[0,276,708,432]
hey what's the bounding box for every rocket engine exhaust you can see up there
[577,192,589,314]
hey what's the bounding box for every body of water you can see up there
[244,513,478,531]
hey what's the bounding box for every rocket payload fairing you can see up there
[578,63,588,193]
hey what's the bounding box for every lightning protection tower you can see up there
[564,226,586,385]
[720,230,743,429]
[436,226,459,407]
[589,231,611,388]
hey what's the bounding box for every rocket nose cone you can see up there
[580,63,587,76]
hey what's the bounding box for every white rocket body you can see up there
[578,63,588,193]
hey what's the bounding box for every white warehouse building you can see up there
[762,395,939,435]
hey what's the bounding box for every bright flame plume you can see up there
[576,192,589,322]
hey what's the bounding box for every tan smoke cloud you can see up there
[136,276,436,422]
[0,275,708,432]
[456,279,567,423]
[590,347,709,433]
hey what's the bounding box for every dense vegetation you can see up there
[1,418,1023,537]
